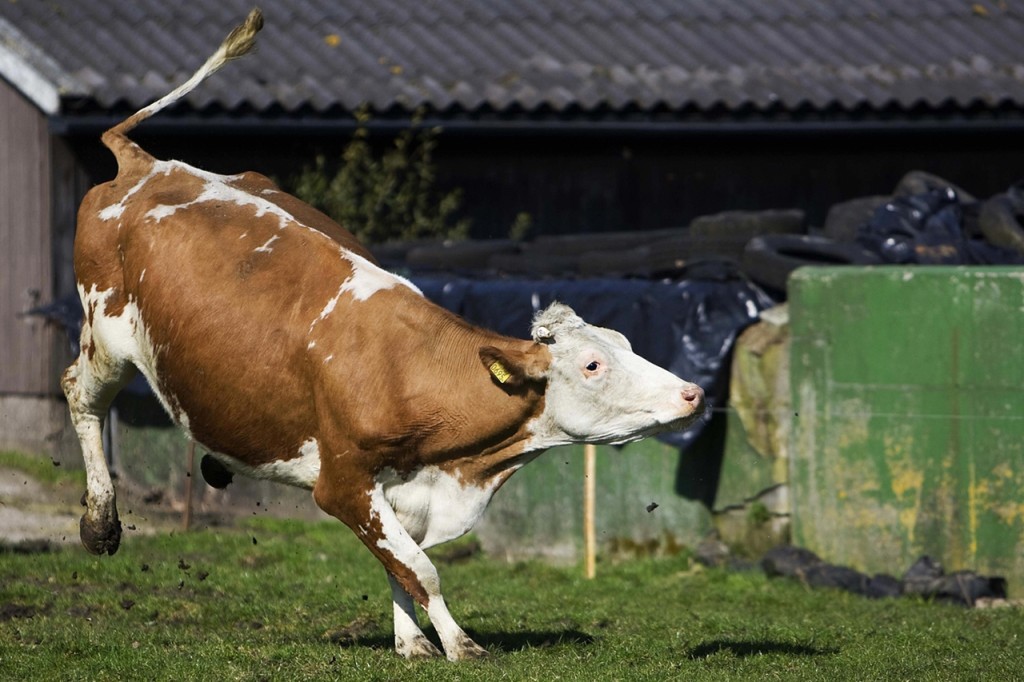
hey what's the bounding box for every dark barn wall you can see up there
[64,123,1024,244]
[51,137,93,303]
[434,128,1024,238]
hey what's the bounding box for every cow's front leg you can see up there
[314,476,488,661]
[389,573,442,658]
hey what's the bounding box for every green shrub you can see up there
[290,107,470,244]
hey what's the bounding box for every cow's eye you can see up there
[585,361,600,372]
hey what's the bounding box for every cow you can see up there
[62,9,705,661]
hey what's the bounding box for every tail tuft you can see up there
[223,8,264,62]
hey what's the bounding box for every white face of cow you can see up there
[522,303,704,447]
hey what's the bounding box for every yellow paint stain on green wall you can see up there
[968,459,978,559]
[991,502,1024,526]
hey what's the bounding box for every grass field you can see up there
[1,516,1022,681]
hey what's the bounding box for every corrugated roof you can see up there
[1,0,1022,120]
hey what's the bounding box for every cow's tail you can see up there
[101,8,264,162]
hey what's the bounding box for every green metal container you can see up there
[790,266,1024,593]
[476,440,712,562]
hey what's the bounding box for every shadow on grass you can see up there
[470,628,596,652]
[687,639,838,660]
[331,620,595,654]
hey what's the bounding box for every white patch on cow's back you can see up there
[338,250,421,302]
[98,160,177,221]
[142,161,294,229]
[171,162,241,185]
[307,253,421,337]
[306,251,423,348]
[99,204,123,221]
[378,466,500,549]
[208,437,321,490]
[308,287,343,338]
[255,234,279,253]
[145,204,179,222]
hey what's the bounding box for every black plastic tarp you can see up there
[857,187,1024,265]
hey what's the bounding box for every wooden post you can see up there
[584,443,597,579]
[183,440,195,531]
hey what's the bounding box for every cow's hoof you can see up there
[80,509,122,556]
[449,636,489,661]
[396,635,443,659]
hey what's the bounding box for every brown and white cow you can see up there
[62,10,704,661]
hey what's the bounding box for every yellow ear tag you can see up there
[489,361,512,384]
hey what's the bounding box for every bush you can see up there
[291,107,470,244]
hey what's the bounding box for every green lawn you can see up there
[1,518,1021,681]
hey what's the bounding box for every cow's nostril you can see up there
[682,387,702,403]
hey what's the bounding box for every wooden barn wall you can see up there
[0,80,55,395]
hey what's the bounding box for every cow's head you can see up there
[480,302,705,447]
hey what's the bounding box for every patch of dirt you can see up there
[324,615,382,645]
[0,453,329,553]
[0,464,180,550]
[0,467,80,547]
[0,603,39,622]
[0,538,57,554]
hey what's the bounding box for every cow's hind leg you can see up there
[62,317,137,555]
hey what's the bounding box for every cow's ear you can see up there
[479,345,549,388]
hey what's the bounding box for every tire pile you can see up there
[761,545,1008,608]
[695,539,1010,607]
[370,170,1024,296]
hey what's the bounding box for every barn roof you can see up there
[1,0,1022,127]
